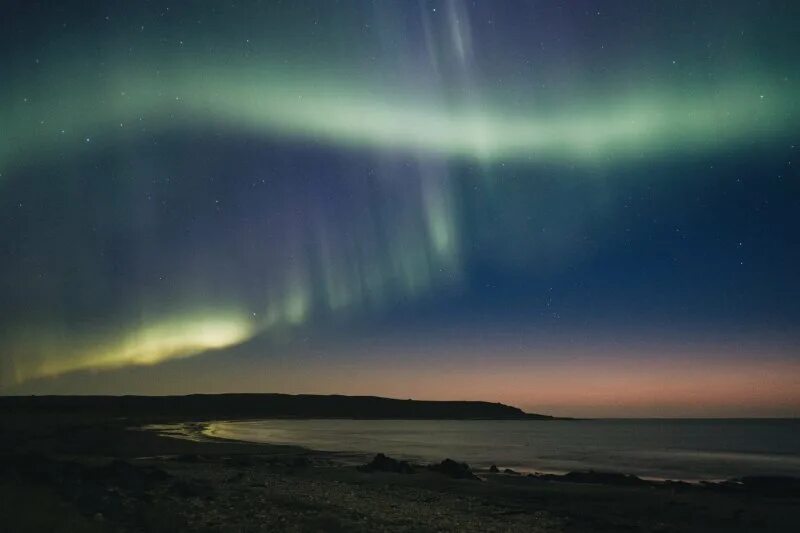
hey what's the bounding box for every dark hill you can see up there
[0,393,553,421]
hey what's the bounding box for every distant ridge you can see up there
[0,393,555,420]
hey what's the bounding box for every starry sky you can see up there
[2,1,799,417]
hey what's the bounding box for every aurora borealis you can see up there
[2,1,799,416]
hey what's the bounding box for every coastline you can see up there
[3,410,800,531]
[145,420,679,480]
[156,418,800,483]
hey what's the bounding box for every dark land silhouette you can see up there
[0,393,554,420]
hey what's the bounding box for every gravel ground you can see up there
[156,457,562,532]
[3,416,800,532]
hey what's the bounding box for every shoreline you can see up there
[147,418,797,485]
[3,411,800,531]
[145,420,672,481]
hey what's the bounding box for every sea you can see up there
[197,418,800,481]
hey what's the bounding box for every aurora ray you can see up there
[1,0,798,418]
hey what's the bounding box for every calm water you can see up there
[202,418,800,481]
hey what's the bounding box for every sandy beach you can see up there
[2,411,800,532]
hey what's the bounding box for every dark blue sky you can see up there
[1,1,798,416]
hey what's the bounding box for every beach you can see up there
[2,411,800,532]
[197,418,800,481]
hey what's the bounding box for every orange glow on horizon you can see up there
[7,336,800,418]
[261,354,800,418]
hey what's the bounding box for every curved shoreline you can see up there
[4,410,800,531]
[142,419,799,486]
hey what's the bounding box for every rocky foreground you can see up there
[1,414,800,532]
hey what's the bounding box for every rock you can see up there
[170,479,216,499]
[359,453,414,474]
[489,464,499,473]
[225,472,245,483]
[664,480,692,492]
[429,459,479,481]
[503,468,520,475]
[291,456,311,468]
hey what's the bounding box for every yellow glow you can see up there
[7,313,254,385]
[103,317,254,367]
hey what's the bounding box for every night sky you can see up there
[2,1,799,417]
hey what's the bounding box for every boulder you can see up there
[429,458,479,480]
[170,479,216,499]
[359,453,414,474]
[291,456,311,468]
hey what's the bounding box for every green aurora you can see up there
[2,1,798,412]
[3,60,796,173]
